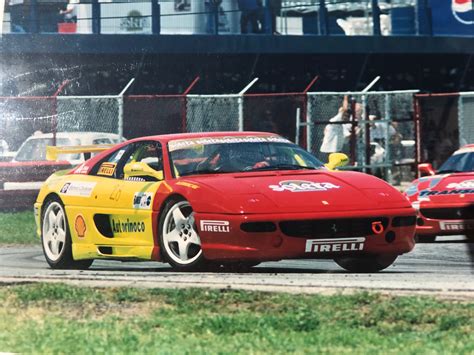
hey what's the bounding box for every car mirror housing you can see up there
[418,163,436,177]
[124,162,163,181]
[326,153,349,170]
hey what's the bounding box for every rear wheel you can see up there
[41,197,93,269]
[334,254,397,273]
[159,198,204,270]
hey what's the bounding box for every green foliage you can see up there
[0,211,37,244]
[0,284,472,354]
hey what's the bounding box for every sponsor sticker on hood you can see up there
[269,180,340,192]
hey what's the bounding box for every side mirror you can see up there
[418,163,436,177]
[325,153,349,170]
[124,162,163,181]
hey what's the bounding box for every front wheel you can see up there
[159,198,204,270]
[334,254,397,273]
[41,197,93,269]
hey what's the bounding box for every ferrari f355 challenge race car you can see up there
[405,144,474,242]
[34,132,416,272]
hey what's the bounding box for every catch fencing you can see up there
[8,88,474,186]
[306,90,419,184]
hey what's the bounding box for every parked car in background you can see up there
[405,144,474,242]
[0,132,124,209]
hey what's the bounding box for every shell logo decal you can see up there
[75,215,87,238]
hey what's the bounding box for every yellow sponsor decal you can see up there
[98,162,116,176]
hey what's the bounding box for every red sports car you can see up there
[34,132,416,272]
[405,144,474,242]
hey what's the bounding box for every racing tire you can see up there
[159,197,205,271]
[334,254,397,273]
[41,197,93,270]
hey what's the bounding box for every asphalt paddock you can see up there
[0,241,472,299]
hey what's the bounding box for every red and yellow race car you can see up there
[405,144,474,242]
[34,132,416,272]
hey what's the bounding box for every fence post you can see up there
[118,78,136,138]
[29,0,39,33]
[371,0,381,35]
[384,94,392,183]
[152,0,161,34]
[238,78,259,132]
[181,76,200,132]
[318,0,328,35]
[92,0,101,34]
[52,80,70,146]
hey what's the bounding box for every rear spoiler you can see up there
[46,144,114,161]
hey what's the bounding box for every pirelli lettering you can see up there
[98,163,116,176]
[305,237,365,253]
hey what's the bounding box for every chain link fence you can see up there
[56,96,120,134]
[124,95,185,138]
[306,90,418,183]
[0,97,56,151]
[8,89,474,186]
[186,95,241,132]
[460,92,474,146]
[243,94,305,142]
[415,93,460,170]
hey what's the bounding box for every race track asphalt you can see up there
[0,241,473,299]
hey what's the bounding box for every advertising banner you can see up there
[430,0,474,35]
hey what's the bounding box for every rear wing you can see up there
[46,144,114,161]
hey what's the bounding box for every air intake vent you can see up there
[241,222,276,233]
[420,207,474,220]
[279,218,389,238]
[392,216,416,227]
[94,214,114,238]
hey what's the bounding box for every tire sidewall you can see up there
[159,197,204,270]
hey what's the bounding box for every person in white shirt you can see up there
[60,0,78,23]
[320,96,359,161]
[369,114,396,146]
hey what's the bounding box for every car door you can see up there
[86,141,165,249]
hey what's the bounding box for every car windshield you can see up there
[437,152,474,173]
[15,138,80,162]
[168,136,325,177]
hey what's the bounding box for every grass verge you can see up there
[0,211,37,244]
[0,283,472,353]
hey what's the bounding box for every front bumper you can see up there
[195,208,416,262]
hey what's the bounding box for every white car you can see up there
[0,132,125,197]
[12,131,125,164]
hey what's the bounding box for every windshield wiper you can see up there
[248,164,319,172]
[180,169,230,176]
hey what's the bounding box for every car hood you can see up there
[405,172,474,205]
[184,170,410,214]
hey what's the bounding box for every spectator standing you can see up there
[60,0,78,23]
[238,0,262,33]
[369,114,396,146]
[320,96,352,162]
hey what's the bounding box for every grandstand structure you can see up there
[0,0,473,182]
[1,0,473,96]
